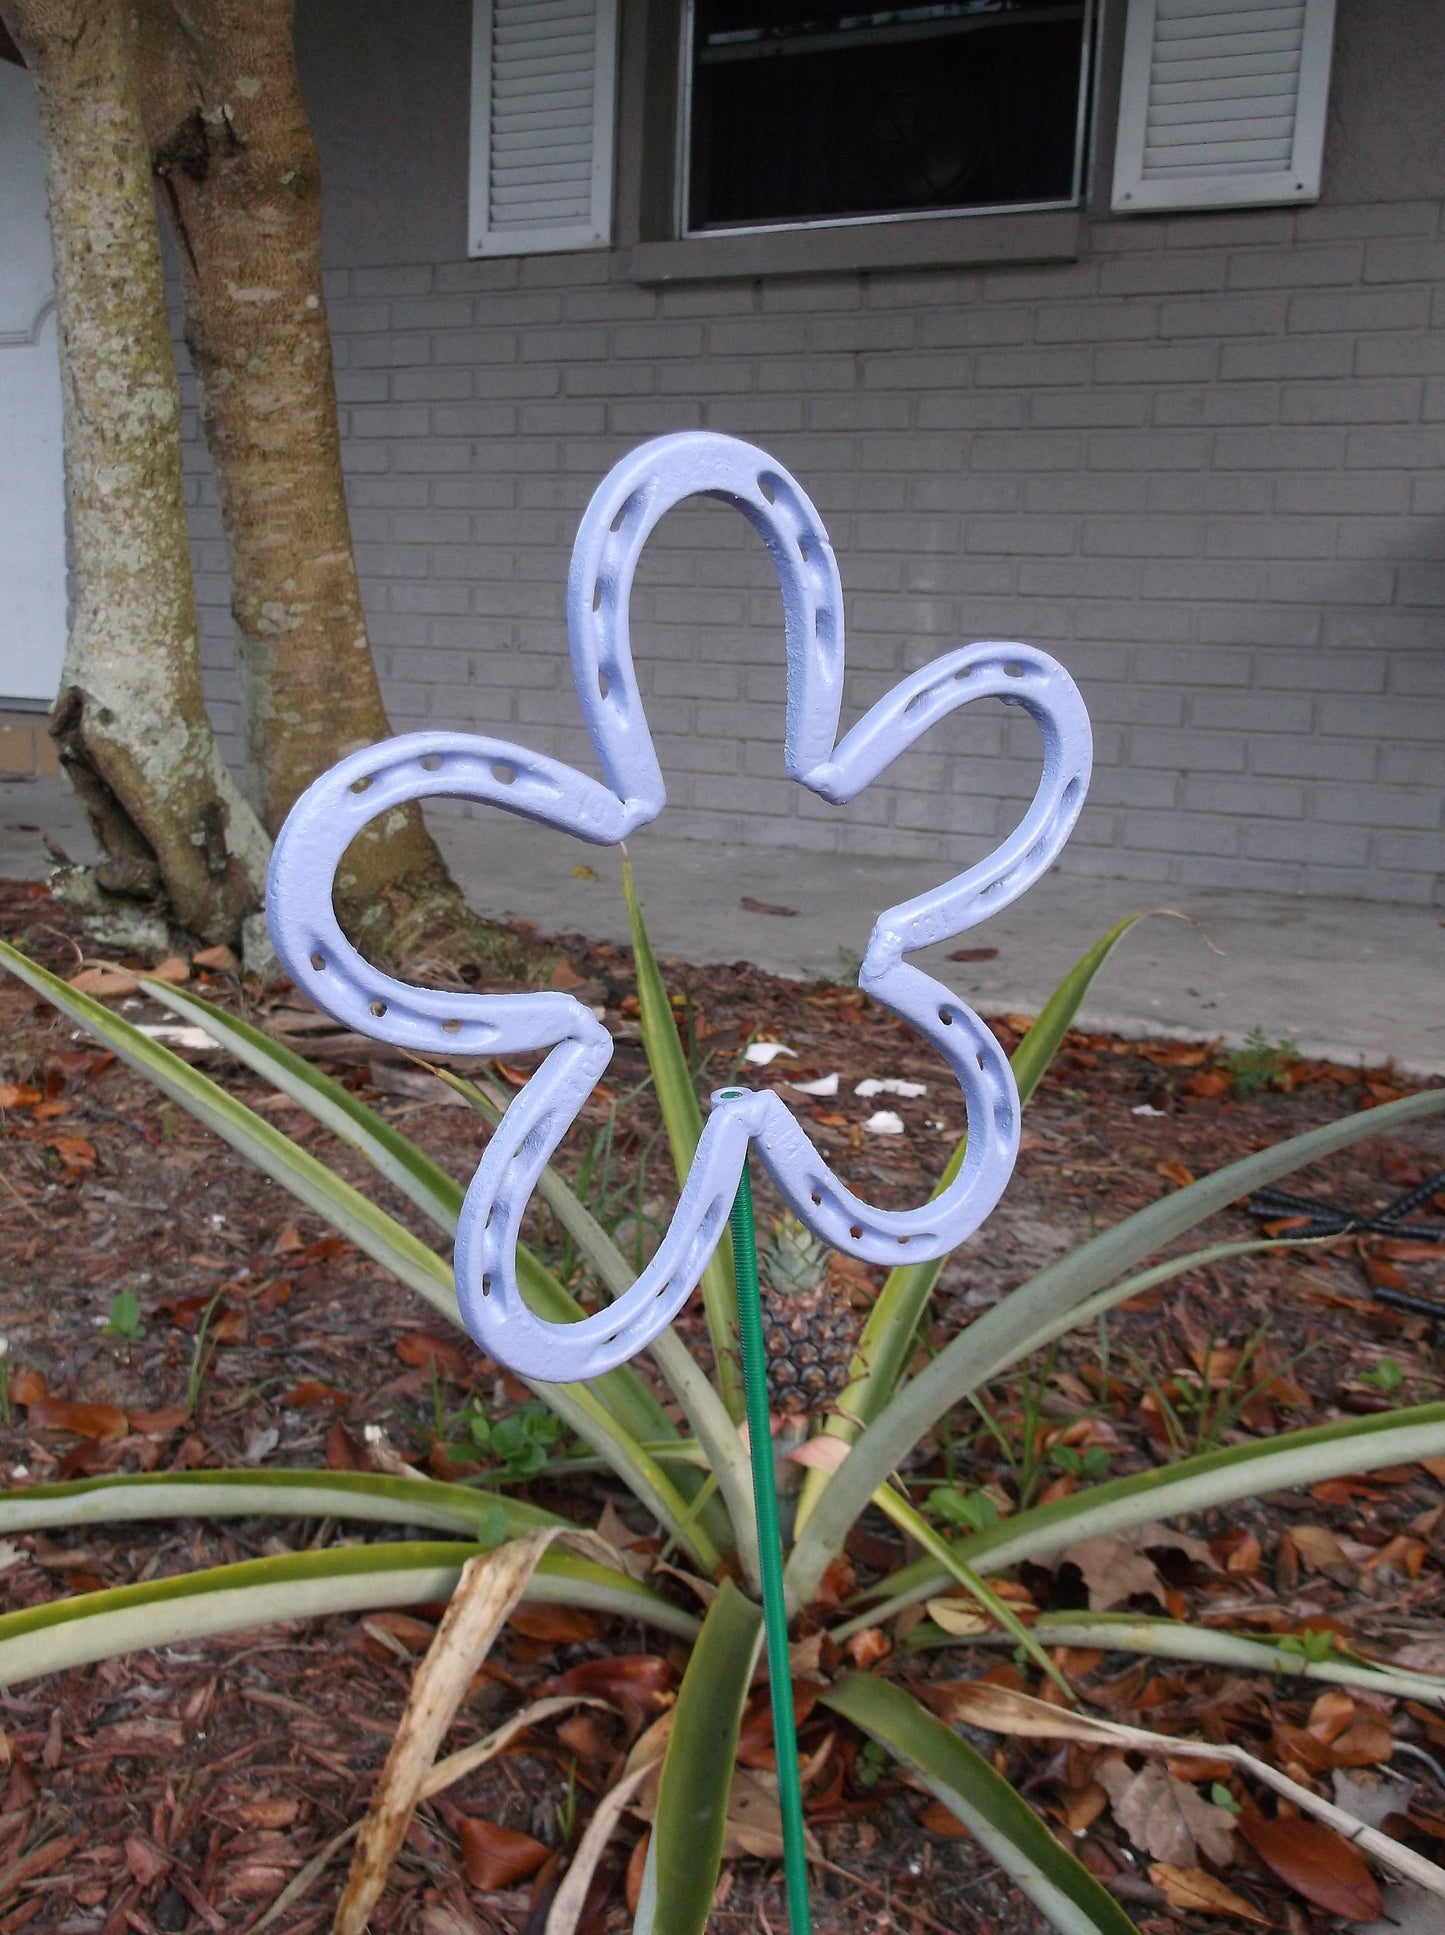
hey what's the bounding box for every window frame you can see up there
[673,0,1098,244]
[615,0,1093,281]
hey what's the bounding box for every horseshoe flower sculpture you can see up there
[266,432,1092,1385]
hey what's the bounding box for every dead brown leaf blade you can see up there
[331,1529,558,1935]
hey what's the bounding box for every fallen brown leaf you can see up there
[551,1655,676,1731]
[1096,1757,1236,1867]
[396,1331,474,1382]
[67,965,138,997]
[845,1628,891,1668]
[126,1403,191,1434]
[1238,1809,1382,1922]
[507,1603,601,1644]
[26,1395,127,1441]
[1148,1863,1267,1924]
[277,1379,351,1409]
[1183,1068,1233,1099]
[918,1800,972,1839]
[457,1817,550,1891]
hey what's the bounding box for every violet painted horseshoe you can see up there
[266,433,1091,1383]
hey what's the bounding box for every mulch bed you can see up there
[0,875,1442,1935]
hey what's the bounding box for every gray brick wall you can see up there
[178,26,1445,910]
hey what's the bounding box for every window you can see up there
[682,1,1095,236]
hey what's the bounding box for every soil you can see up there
[0,874,1442,1935]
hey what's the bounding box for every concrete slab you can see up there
[3,774,1441,1076]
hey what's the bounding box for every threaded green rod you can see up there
[730,1160,812,1935]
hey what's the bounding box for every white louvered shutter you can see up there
[469,0,618,256]
[1111,0,1336,213]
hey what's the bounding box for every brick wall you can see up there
[180,21,1445,909]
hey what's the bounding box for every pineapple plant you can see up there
[759,1213,862,1419]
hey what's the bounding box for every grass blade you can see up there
[1010,912,1164,1108]
[0,1468,554,1539]
[636,1578,762,1935]
[839,1401,1445,1632]
[821,1674,1138,1935]
[623,855,744,1422]
[787,1086,1445,1610]
[906,1610,1445,1706]
[0,1540,699,1685]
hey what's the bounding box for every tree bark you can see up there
[132,0,494,954]
[1,0,269,944]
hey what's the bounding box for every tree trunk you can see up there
[133,0,513,966]
[1,0,269,945]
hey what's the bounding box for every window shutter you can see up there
[1111,0,1336,213]
[469,0,618,257]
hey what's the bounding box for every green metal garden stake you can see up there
[730,1156,812,1935]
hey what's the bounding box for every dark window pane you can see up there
[688,1,1088,231]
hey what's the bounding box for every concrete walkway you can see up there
[3,774,1441,1077]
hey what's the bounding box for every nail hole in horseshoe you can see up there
[898,1235,911,1246]
[849,1224,863,1240]
[309,951,326,972]
[370,999,388,1018]
[1004,661,1025,678]
[598,670,610,699]
[976,1052,986,1070]
[810,1189,822,1205]
[758,474,777,503]
[491,762,517,786]
[419,752,443,772]
[954,665,973,681]
[481,1272,491,1298]
[349,774,373,794]
[797,534,810,560]
[591,582,603,612]
[610,502,628,532]
[443,1018,462,1035]
[939,1006,954,1026]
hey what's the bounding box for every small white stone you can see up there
[787,1071,839,1096]
[744,1041,796,1065]
[862,1110,906,1136]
